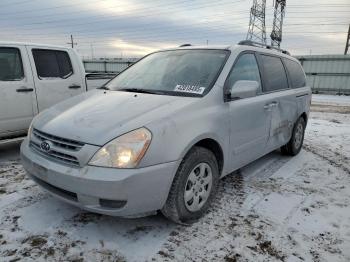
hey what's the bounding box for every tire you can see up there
[281,117,306,156]
[161,146,219,224]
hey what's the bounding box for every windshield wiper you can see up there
[118,88,165,95]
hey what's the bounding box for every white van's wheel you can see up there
[281,117,306,156]
[184,162,213,212]
[161,147,219,224]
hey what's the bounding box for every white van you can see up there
[0,42,98,141]
[21,41,311,223]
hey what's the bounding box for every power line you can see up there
[1,0,347,25]
[0,0,348,55]
[1,0,38,7]
[6,27,347,47]
[0,0,226,21]
[0,7,347,42]
[1,13,347,35]
[0,0,248,29]
[1,17,252,39]
[0,0,246,18]
[0,3,347,23]
[0,0,347,36]
[0,0,106,16]
[0,1,249,33]
[1,8,347,42]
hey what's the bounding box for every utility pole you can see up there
[345,24,350,55]
[270,0,286,48]
[67,35,77,48]
[246,0,267,45]
[90,44,94,59]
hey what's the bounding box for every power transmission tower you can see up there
[246,0,267,45]
[67,35,77,48]
[345,24,350,55]
[270,0,286,48]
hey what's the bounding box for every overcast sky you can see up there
[0,0,349,58]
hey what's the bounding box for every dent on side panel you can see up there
[266,90,299,151]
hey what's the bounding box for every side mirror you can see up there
[229,80,259,100]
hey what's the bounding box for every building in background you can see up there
[83,58,139,74]
[296,55,350,95]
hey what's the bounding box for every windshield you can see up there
[105,49,229,97]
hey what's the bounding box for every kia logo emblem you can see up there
[40,141,52,152]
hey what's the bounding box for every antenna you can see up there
[270,0,286,48]
[246,0,267,45]
[345,24,350,55]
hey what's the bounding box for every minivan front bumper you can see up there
[20,139,180,217]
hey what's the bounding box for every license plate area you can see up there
[31,161,48,180]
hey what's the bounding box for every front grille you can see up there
[30,141,80,166]
[30,129,84,167]
[33,129,84,151]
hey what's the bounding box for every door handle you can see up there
[16,87,34,92]
[264,101,279,110]
[68,84,81,89]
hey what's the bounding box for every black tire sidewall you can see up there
[174,147,219,223]
[291,117,306,154]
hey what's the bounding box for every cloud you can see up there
[0,0,349,57]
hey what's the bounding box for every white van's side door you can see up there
[226,52,272,170]
[26,46,85,112]
[256,54,299,152]
[0,45,36,137]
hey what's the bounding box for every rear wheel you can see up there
[161,147,219,224]
[281,117,306,156]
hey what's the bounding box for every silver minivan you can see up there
[20,42,311,223]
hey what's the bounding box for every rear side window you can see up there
[283,59,306,88]
[226,53,262,91]
[32,49,73,79]
[260,55,288,92]
[0,47,24,81]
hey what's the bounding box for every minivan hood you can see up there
[33,90,196,146]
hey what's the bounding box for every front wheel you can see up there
[281,117,306,156]
[161,147,219,224]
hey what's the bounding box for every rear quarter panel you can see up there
[294,86,312,123]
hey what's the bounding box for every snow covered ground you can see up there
[311,95,350,115]
[312,94,350,107]
[0,96,350,262]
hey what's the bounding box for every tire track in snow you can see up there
[153,144,350,261]
[303,141,350,174]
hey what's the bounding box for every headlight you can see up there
[89,128,152,168]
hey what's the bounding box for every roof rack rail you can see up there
[179,44,192,47]
[238,40,290,56]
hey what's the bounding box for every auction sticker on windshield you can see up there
[174,84,205,94]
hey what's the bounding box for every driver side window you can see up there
[226,53,262,92]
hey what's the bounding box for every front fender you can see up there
[139,105,230,176]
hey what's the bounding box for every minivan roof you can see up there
[164,44,297,62]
